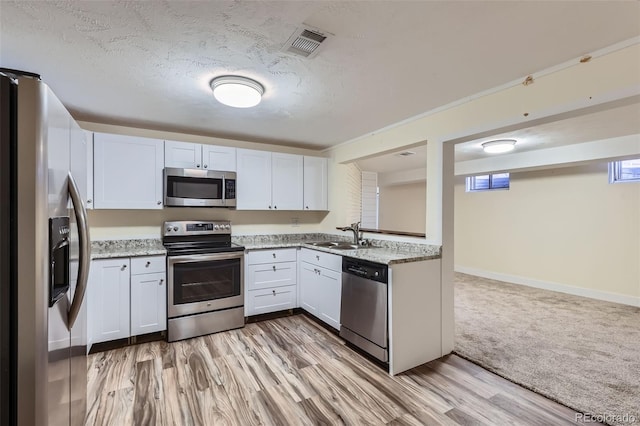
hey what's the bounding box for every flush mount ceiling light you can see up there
[210,76,264,108]
[482,139,516,154]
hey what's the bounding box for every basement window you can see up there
[609,158,640,183]
[466,173,510,192]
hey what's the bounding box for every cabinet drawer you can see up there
[247,261,296,291]
[246,285,297,316]
[247,248,297,265]
[131,255,166,275]
[300,248,341,272]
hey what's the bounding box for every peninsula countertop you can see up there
[234,234,441,265]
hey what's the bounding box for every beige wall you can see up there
[455,163,640,301]
[379,182,426,233]
[88,209,329,239]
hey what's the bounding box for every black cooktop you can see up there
[163,241,245,256]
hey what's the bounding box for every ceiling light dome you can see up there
[210,76,264,108]
[482,139,516,154]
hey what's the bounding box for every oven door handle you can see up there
[167,251,245,265]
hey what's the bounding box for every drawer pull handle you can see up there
[272,290,276,296]
[316,255,320,261]
[146,261,151,267]
[272,253,276,258]
[122,265,127,270]
[159,279,164,286]
[272,265,276,271]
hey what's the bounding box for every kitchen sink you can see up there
[310,241,374,250]
[331,243,360,250]
[311,241,339,247]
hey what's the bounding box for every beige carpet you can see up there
[454,272,640,426]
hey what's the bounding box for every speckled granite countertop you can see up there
[233,233,441,265]
[90,234,441,265]
[91,239,166,259]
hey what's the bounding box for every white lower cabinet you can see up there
[299,262,320,317]
[130,272,166,336]
[245,248,297,316]
[89,258,131,344]
[317,267,341,330]
[247,286,297,316]
[299,249,342,330]
[88,255,166,348]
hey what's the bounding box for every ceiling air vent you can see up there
[282,25,331,59]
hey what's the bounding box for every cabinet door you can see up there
[165,140,202,169]
[303,156,328,211]
[319,267,342,331]
[94,133,164,209]
[246,285,296,316]
[69,127,92,210]
[85,131,94,209]
[202,144,236,172]
[130,272,167,336]
[299,262,320,317]
[236,149,272,210]
[90,259,130,344]
[247,262,297,291]
[272,153,303,211]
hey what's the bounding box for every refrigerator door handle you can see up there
[67,171,91,329]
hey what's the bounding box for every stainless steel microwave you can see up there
[164,168,236,207]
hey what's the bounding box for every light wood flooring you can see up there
[86,314,587,425]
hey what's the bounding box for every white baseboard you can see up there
[454,265,640,308]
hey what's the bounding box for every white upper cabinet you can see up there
[303,156,328,211]
[272,153,303,210]
[93,133,164,209]
[164,140,202,169]
[202,144,236,171]
[165,140,236,171]
[69,127,93,210]
[236,148,272,210]
[237,149,306,211]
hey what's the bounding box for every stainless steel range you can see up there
[163,220,245,342]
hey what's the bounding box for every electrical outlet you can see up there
[291,217,300,227]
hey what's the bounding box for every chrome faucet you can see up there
[339,221,361,245]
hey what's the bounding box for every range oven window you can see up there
[173,257,241,305]
[166,175,222,200]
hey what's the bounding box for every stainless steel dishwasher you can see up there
[340,257,389,362]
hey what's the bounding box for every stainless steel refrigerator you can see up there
[0,69,91,425]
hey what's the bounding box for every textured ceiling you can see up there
[1,1,639,149]
[355,101,640,173]
[455,101,640,162]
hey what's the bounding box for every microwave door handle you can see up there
[67,171,91,329]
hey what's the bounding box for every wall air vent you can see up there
[282,25,331,59]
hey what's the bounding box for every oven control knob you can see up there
[173,226,178,232]
[225,224,230,230]
[166,227,171,232]
[214,225,220,230]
